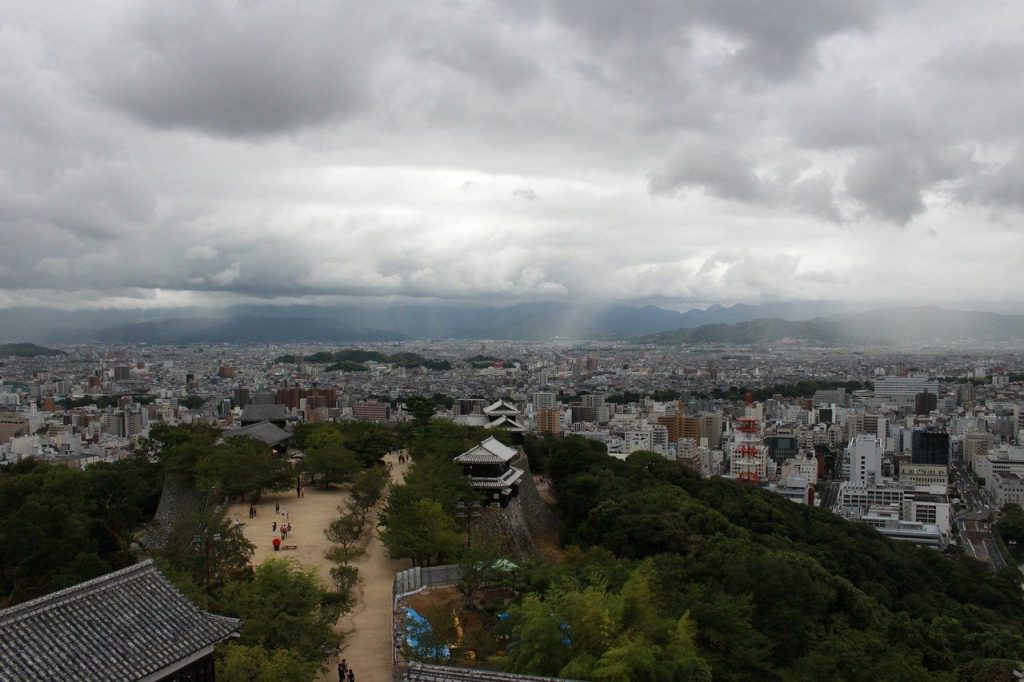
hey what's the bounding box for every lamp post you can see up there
[455,500,482,548]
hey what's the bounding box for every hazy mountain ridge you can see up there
[1,301,1019,344]
[640,306,1024,346]
[0,301,717,342]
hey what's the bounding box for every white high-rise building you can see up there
[847,435,883,485]
[874,375,937,408]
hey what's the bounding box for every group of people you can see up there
[270,503,294,551]
[338,658,355,681]
[247,504,258,518]
[397,453,407,464]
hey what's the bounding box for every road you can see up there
[951,458,1008,573]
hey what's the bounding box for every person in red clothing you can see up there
[272,536,282,551]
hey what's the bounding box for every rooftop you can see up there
[0,559,239,681]
[455,436,520,464]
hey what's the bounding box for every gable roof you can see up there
[487,414,527,432]
[454,436,519,464]
[482,399,520,416]
[0,560,239,681]
[220,419,291,446]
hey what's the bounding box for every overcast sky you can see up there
[2,1,1023,312]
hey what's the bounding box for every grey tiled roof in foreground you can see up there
[0,559,239,681]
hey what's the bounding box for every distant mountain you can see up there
[3,301,1010,344]
[671,301,873,328]
[0,302,705,342]
[0,342,65,357]
[639,306,1024,346]
[87,316,406,343]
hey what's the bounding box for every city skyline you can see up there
[2,1,1023,312]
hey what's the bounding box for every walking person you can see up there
[338,659,348,681]
[272,521,277,532]
[275,502,280,514]
[347,669,355,682]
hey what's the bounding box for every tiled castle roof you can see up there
[0,560,239,681]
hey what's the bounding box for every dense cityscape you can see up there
[3,339,1023,558]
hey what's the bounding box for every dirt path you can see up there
[318,452,410,682]
[228,451,410,682]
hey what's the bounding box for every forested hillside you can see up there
[501,439,1024,680]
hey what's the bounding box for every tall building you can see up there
[698,411,723,449]
[847,435,883,484]
[537,407,562,436]
[232,388,251,409]
[658,413,700,445]
[914,391,937,416]
[911,430,949,466]
[874,375,937,408]
[964,432,993,470]
[533,392,556,412]
[113,366,131,382]
[0,413,29,443]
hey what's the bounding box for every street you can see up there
[952,458,1008,573]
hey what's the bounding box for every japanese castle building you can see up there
[482,399,527,434]
[454,436,525,506]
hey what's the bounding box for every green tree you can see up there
[458,538,504,607]
[217,644,316,682]
[380,498,462,566]
[338,421,396,466]
[221,558,341,668]
[195,436,293,500]
[159,507,254,601]
[324,508,365,561]
[350,466,389,525]
[304,427,359,488]
[0,460,105,605]
[404,395,436,425]
[995,504,1024,547]
[150,423,221,483]
[83,453,162,568]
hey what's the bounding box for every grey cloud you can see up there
[844,150,927,224]
[648,141,765,202]
[967,145,1024,210]
[845,146,977,224]
[512,188,538,201]
[92,1,379,137]
[700,0,879,79]
[547,0,880,80]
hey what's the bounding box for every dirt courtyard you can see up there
[227,451,410,682]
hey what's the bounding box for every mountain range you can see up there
[1,301,1022,346]
[639,306,1024,346]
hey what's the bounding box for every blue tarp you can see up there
[405,607,451,659]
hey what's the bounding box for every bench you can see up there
[281,544,299,551]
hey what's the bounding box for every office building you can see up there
[911,430,949,466]
[847,435,883,485]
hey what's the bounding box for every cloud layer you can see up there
[2,0,1023,310]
